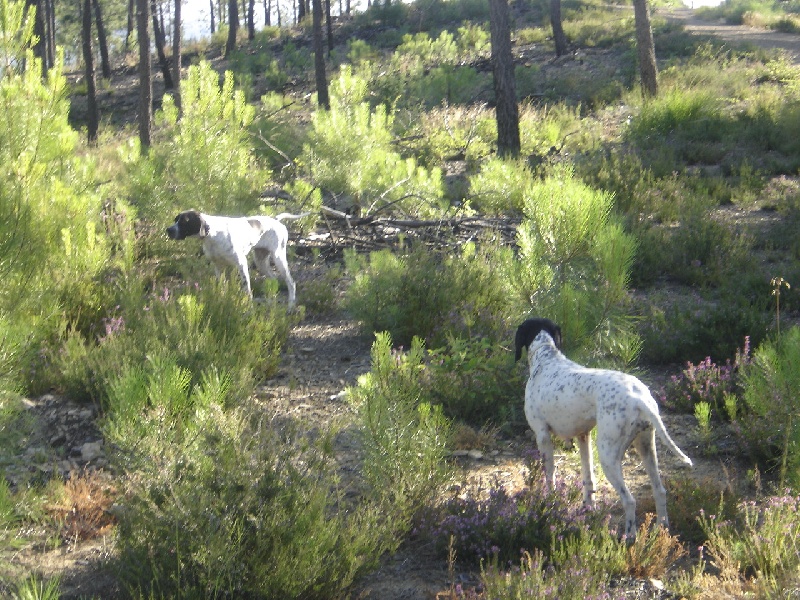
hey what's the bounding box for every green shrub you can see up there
[109,378,398,599]
[636,213,755,288]
[700,494,800,583]
[509,165,639,364]
[343,241,512,348]
[639,293,769,365]
[348,332,452,509]
[53,278,291,404]
[301,67,445,218]
[738,327,800,488]
[425,336,525,426]
[127,61,268,231]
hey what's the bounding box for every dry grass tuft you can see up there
[626,513,688,579]
[47,471,117,544]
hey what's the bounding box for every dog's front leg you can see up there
[531,424,556,489]
[577,431,597,508]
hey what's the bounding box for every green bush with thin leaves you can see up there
[126,61,268,231]
[301,67,445,218]
[343,240,513,348]
[737,326,800,488]
[108,363,398,599]
[505,163,640,364]
[0,0,133,393]
[53,278,291,404]
[347,332,452,509]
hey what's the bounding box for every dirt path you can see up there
[663,7,800,62]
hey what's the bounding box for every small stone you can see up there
[467,449,483,460]
[81,441,104,462]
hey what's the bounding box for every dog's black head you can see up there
[166,210,207,240]
[514,318,562,362]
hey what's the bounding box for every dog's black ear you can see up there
[552,324,563,349]
[514,323,528,362]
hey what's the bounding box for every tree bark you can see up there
[247,0,254,39]
[225,0,238,55]
[209,0,215,33]
[550,0,567,57]
[325,0,333,54]
[125,0,134,51]
[151,0,173,88]
[92,0,111,78]
[264,0,270,26]
[488,0,520,157]
[312,0,329,109]
[26,0,46,74]
[173,0,181,112]
[137,0,152,150]
[296,0,305,22]
[633,0,658,97]
[82,0,98,143]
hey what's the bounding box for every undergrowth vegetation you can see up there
[3,0,800,596]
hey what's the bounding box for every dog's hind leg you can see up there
[633,429,669,529]
[598,441,637,538]
[577,432,597,508]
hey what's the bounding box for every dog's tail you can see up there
[274,212,311,222]
[646,405,693,467]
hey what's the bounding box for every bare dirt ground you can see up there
[663,7,800,63]
[8,10,800,599]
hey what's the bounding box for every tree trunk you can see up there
[550,0,567,57]
[150,0,173,88]
[137,0,152,150]
[82,0,98,142]
[172,0,181,112]
[633,0,658,97]
[312,0,329,109]
[92,0,111,78]
[488,0,520,157]
[325,0,333,54]
[25,0,48,77]
[247,0,254,39]
[209,0,215,33]
[225,0,238,56]
[264,0,270,26]
[125,0,134,51]
[47,0,55,65]
[296,0,305,22]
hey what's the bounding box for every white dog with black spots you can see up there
[514,318,692,537]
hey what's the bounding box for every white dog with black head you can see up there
[166,210,304,309]
[514,318,692,537]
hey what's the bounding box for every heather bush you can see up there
[109,379,399,599]
[344,241,512,348]
[699,494,800,586]
[53,277,291,404]
[481,548,618,600]
[416,449,601,566]
[737,326,800,488]
[661,337,751,418]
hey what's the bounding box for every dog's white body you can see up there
[515,318,692,536]
[167,210,301,308]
